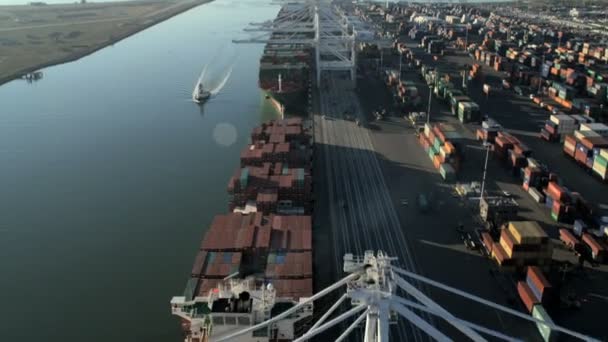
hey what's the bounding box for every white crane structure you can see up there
[216,251,599,342]
[234,0,391,85]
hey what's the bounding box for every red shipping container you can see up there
[579,137,608,150]
[546,182,567,202]
[527,266,551,297]
[419,134,429,147]
[582,233,607,262]
[433,126,446,143]
[481,232,493,253]
[574,148,588,165]
[513,143,532,157]
[517,281,540,313]
[495,136,513,149]
[552,200,564,214]
[559,228,579,249]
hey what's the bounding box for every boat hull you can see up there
[262,88,308,116]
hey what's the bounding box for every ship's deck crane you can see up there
[216,251,600,342]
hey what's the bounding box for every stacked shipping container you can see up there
[491,221,553,269]
[184,119,315,302]
[419,122,461,180]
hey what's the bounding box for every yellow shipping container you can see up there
[499,239,552,260]
[592,163,607,180]
[508,221,547,245]
[563,139,575,152]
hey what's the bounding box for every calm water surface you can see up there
[0,0,280,340]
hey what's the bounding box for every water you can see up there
[0,0,280,340]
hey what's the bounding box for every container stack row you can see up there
[516,266,560,341]
[490,221,553,270]
[419,122,463,181]
[229,120,313,214]
[562,125,608,181]
[183,119,314,303]
[492,130,533,175]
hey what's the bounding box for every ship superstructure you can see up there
[171,276,313,342]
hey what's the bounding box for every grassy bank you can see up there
[0,0,212,86]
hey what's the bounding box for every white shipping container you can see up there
[424,123,432,138]
[527,158,540,169]
[570,114,594,124]
[580,123,608,136]
[574,130,601,140]
[482,118,501,130]
[528,187,545,203]
[557,126,576,134]
[550,114,575,126]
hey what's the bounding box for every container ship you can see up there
[170,118,315,342]
[258,5,314,116]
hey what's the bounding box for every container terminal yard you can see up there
[171,1,608,341]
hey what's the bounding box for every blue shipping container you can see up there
[527,276,543,302]
[573,219,586,236]
[545,196,554,209]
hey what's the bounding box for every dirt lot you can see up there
[0,0,209,85]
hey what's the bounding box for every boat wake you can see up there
[192,63,233,104]
[209,66,232,95]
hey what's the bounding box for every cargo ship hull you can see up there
[262,88,308,116]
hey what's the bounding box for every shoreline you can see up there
[0,0,213,87]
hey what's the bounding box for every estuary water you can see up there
[0,0,280,340]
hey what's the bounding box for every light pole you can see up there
[537,52,545,95]
[464,24,469,51]
[461,69,466,89]
[399,51,402,81]
[426,85,432,124]
[479,141,491,202]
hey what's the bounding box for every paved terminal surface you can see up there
[310,27,606,342]
[312,71,541,340]
[394,36,608,339]
[314,74,430,341]
[312,34,607,340]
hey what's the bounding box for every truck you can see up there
[446,88,464,104]
[458,101,481,123]
[450,95,472,115]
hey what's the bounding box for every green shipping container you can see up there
[428,147,438,161]
[439,163,456,181]
[595,154,608,168]
[433,137,443,151]
[532,304,559,342]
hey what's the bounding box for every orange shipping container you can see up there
[517,282,540,313]
[443,142,455,154]
[433,155,442,169]
[550,67,559,76]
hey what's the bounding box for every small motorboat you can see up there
[193,81,211,104]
